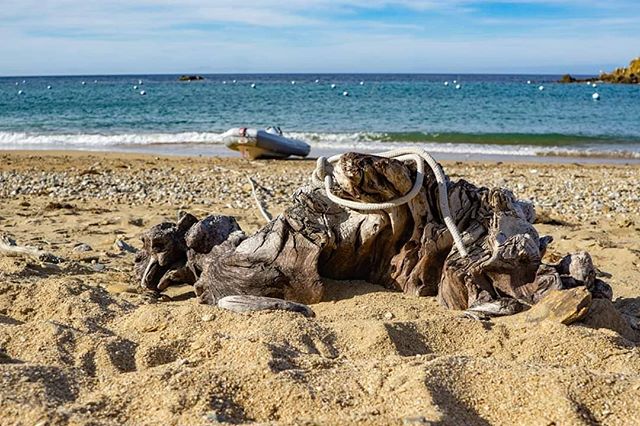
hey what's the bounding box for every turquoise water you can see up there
[1,74,639,160]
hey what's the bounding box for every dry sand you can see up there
[0,151,639,425]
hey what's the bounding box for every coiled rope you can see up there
[312,148,468,257]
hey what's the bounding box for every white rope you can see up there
[247,176,273,222]
[312,148,468,258]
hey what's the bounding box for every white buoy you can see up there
[453,80,457,84]
[22,80,26,84]
[251,83,256,88]
[444,81,449,86]
[291,80,296,85]
[527,80,531,84]
[47,85,52,90]
[139,90,146,96]
[359,81,364,85]
[133,85,138,90]
[315,79,319,83]
[455,84,461,89]
[342,91,349,96]
[222,80,226,84]
[592,92,600,100]
[592,83,597,88]
[232,79,237,83]
[17,90,24,95]
[138,80,143,85]
[81,81,86,85]
[15,82,19,86]
[586,81,592,85]
[94,80,98,83]
[538,85,544,91]
[330,83,336,89]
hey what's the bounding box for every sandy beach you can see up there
[1,150,640,425]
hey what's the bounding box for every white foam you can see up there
[0,131,638,159]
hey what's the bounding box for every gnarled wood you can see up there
[135,152,612,315]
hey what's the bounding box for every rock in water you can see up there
[217,295,315,317]
[522,287,592,325]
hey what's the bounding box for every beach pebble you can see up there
[201,313,215,322]
[114,239,137,253]
[73,243,93,252]
[383,311,394,320]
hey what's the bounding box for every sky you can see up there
[0,0,638,76]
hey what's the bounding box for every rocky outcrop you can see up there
[178,75,204,81]
[560,57,640,84]
[599,57,640,84]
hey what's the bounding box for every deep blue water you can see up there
[1,73,639,159]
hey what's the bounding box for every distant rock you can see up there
[178,75,204,81]
[599,57,640,84]
[560,57,640,84]
[559,74,576,83]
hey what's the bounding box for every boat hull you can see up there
[223,128,310,160]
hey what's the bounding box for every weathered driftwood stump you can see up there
[134,152,611,314]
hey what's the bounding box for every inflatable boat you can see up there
[221,127,311,160]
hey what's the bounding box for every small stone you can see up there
[128,217,144,227]
[383,312,394,320]
[523,287,592,325]
[201,314,215,322]
[90,263,106,272]
[114,239,137,253]
[73,243,93,252]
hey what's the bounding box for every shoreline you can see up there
[2,144,640,165]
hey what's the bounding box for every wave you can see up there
[0,131,226,146]
[0,130,638,159]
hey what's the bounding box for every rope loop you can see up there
[312,149,468,257]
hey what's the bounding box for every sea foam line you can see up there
[0,131,638,159]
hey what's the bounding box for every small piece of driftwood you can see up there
[0,235,63,264]
[134,152,612,318]
[217,295,315,317]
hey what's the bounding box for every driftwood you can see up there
[134,152,612,315]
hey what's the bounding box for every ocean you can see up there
[1,73,639,162]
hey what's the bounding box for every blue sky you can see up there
[0,0,638,75]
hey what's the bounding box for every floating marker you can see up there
[592,83,597,88]
[133,85,138,90]
[455,84,461,89]
[444,81,449,86]
[233,79,237,83]
[330,84,336,89]
[453,80,457,84]
[222,80,227,84]
[315,79,319,83]
[592,92,600,100]
[47,85,52,90]
[15,82,19,85]
[81,81,86,85]
[527,80,531,84]
[138,80,143,85]
[251,83,256,88]
[94,80,98,83]
[538,85,544,91]
[17,90,24,95]
[139,90,146,96]
[586,81,592,85]
[359,81,364,85]
[342,91,349,96]
[22,80,26,84]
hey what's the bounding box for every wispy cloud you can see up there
[0,0,638,75]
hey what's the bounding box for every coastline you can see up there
[1,150,640,424]
[2,143,640,165]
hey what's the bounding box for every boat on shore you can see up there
[222,127,311,160]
